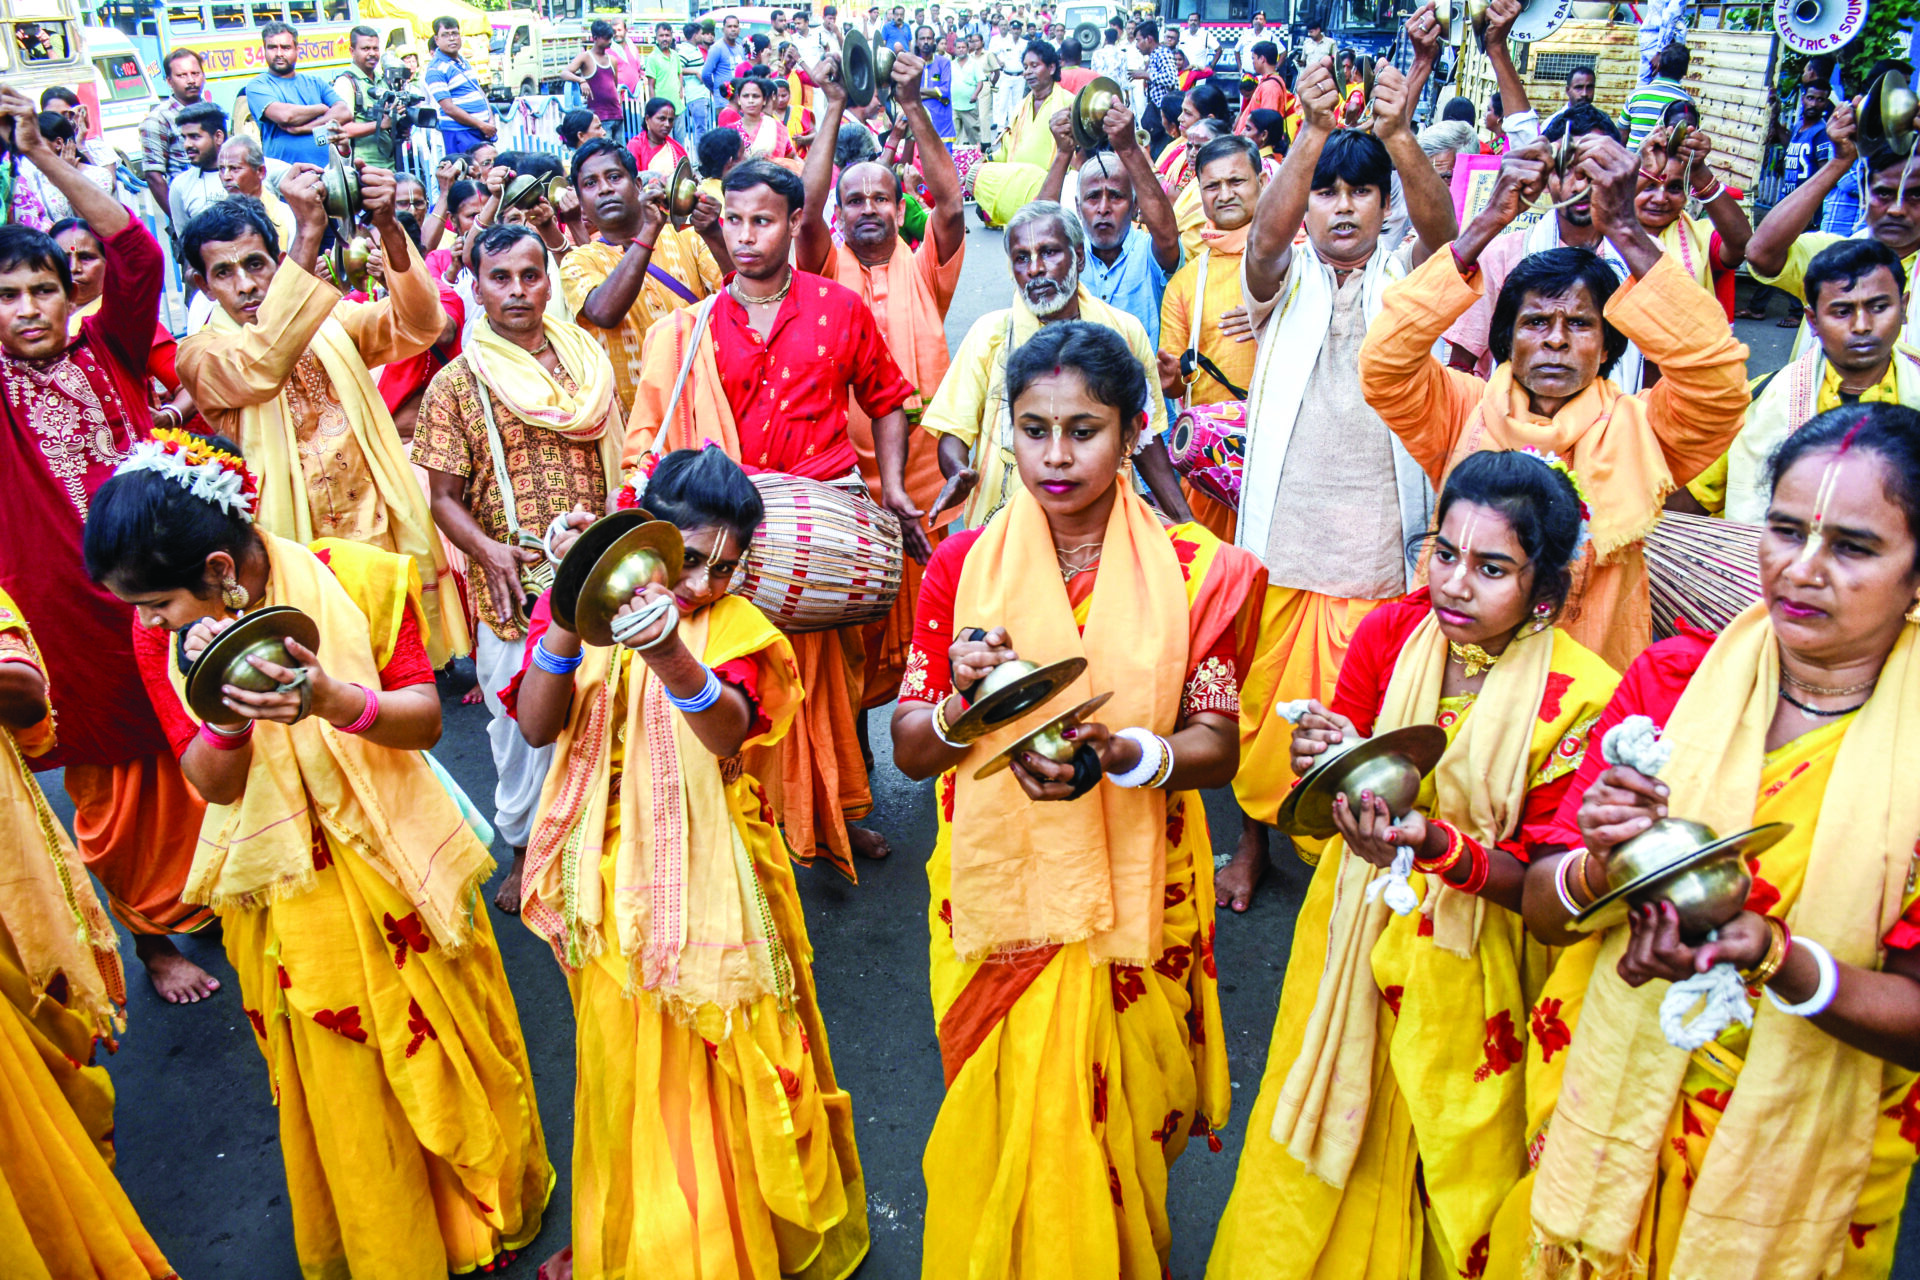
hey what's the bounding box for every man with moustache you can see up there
[922,202,1183,530]
[141,47,206,215]
[559,138,724,420]
[1157,132,1262,542]
[414,224,621,914]
[166,101,229,233]
[1036,93,1181,347]
[974,37,1075,226]
[915,25,956,141]
[1696,239,1920,522]
[800,47,964,709]
[626,159,920,877]
[1215,48,1458,913]
[244,21,350,169]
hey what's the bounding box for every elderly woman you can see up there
[893,321,1264,1280]
[1504,403,1920,1279]
[1633,123,1751,312]
[1209,450,1619,1279]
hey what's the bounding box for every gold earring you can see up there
[1907,597,1920,624]
[221,574,249,612]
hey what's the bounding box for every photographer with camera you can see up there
[333,26,398,167]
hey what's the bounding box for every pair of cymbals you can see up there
[550,510,686,647]
[1274,724,1449,841]
[1573,821,1790,936]
[1069,76,1125,150]
[185,606,321,727]
[838,28,897,110]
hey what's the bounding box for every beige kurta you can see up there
[178,242,469,662]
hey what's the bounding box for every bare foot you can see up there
[135,935,221,1004]
[461,686,484,705]
[536,1245,573,1280]
[1216,815,1270,914]
[849,826,892,860]
[494,847,527,914]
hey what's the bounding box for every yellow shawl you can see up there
[0,589,125,1037]
[1273,614,1559,1187]
[946,480,1185,964]
[624,294,741,471]
[1531,606,1920,1280]
[206,295,470,666]
[521,595,801,1015]
[168,535,493,951]
[465,314,618,443]
[1657,214,1714,292]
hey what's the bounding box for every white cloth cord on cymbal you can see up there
[1602,713,1671,777]
[609,596,679,651]
[543,513,575,565]
[1659,942,1754,1050]
[1363,846,1419,917]
[1275,698,1315,723]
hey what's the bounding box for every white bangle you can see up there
[1108,726,1166,788]
[1765,936,1838,1017]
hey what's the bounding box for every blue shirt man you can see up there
[424,21,495,157]
[244,23,344,168]
[702,20,746,95]
[917,31,954,139]
[1082,224,1174,348]
[880,11,914,50]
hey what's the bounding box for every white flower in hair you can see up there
[117,433,258,521]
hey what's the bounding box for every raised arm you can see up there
[1034,107,1079,202]
[1480,0,1536,144]
[1106,101,1181,272]
[1371,59,1456,264]
[1244,55,1343,303]
[333,165,451,366]
[1652,124,1752,269]
[796,52,847,273]
[1747,99,1856,278]
[1356,244,1492,482]
[891,51,965,260]
[572,182,670,326]
[1,88,129,237]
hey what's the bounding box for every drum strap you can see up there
[1177,250,1248,400]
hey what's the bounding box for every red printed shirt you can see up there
[900,523,1243,722]
[710,269,915,480]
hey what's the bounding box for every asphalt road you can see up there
[43,222,1865,1279]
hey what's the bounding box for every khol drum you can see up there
[733,473,905,632]
[1168,401,1247,511]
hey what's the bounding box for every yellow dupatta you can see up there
[945,479,1186,965]
[1468,369,1675,562]
[167,535,493,950]
[465,315,618,444]
[210,303,471,666]
[1271,613,1560,1188]
[0,589,125,1037]
[1531,606,1920,1280]
[521,595,803,1015]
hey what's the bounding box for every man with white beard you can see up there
[922,201,1189,527]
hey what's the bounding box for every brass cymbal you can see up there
[874,43,897,108]
[1574,821,1791,936]
[1274,724,1448,841]
[972,692,1114,780]
[574,520,686,647]
[665,156,700,228]
[841,27,877,107]
[550,509,651,632]
[501,171,546,212]
[547,173,571,206]
[185,606,321,727]
[1070,75,1125,151]
[944,655,1088,745]
[1863,69,1919,157]
[322,147,361,221]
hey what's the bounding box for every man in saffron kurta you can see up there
[558,137,725,416]
[0,100,213,1005]
[1358,135,1750,671]
[1233,41,1296,138]
[626,160,919,877]
[800,46,966,707]
[1158,134,1261,543]
[178,174,468,666]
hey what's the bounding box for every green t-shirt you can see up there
[644,49,682,107]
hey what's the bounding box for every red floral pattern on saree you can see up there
[314,1007,368,1043]
[1110,964,1147,1012]
[384,911,430,969]
[1474,1010,1523,1081]
[1531,997,1571,1062]
[405,998,437,1058]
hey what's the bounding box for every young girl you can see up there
[85,430,551,1279]
[513,446,868,1280]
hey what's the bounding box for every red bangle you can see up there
[1413,819,1464,875]
[338,683,379,735]
[199,719,253,750]
[1450,244,1480,282]
[1455,837,1492,896]
[634,239,656,253]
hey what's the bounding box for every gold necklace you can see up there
[1447,641,1504,679]
[1781,668,1878,698]
[731,268,794,308]
[1055,538,1102,582]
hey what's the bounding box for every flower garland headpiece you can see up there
[613,450,664,512]
[1517,447,1591,556]
[115,428,259,521]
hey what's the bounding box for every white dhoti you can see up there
[475,625,553,849]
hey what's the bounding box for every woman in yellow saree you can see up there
[0,590,173,1279]
[972,40,1076,226]
[85,430,551,1279]
[891,321,1265,1279]
[1208,449,1618,1280]
[1505,403,1920,1280]
[513,446,868,1280]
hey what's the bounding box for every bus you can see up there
[83,0,433,111]
[0,0,93,99]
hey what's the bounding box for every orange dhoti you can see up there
[64,753,209,937]
[744,627,873,883]
[1233,585,1388,826]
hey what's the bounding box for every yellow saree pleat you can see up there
[228,835,551,1280]
[1489,715,1920,1280]
[565,683,869,1280]
[922,789,1228,1280]
[0,930,172,1280]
